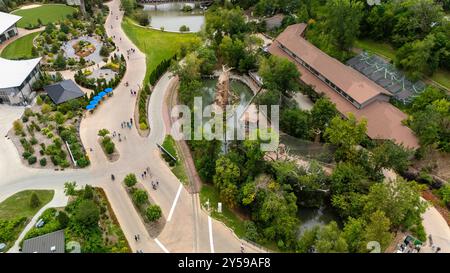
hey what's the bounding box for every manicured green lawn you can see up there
[162,135,188,185]
[162,135,178,161]
[0,31,41,60]
[200,184,279,252]
[200,184,247,238]
[0,190,54,251]
[354,39,450,90]
[354,39,396,60]
[12,4,77,28]
[122,18,198,84]
[0,190,54,221]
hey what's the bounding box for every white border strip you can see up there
[154,238,170,253]
[208,216,215,253]
[167,184,182,222]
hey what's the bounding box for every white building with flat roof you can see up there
[0,57,42,105]
[0,11,21,44]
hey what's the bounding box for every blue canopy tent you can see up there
[86,104,96,110]
[104,87,113,93]
[98,91,107,97]
[93,95,102,101]
[89,100,98,106]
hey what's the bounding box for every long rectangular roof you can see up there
[0,57,41,89]
[275,24,391,105]
[22,229,65,253]
[0,11,21,35]
[269,39,419,149]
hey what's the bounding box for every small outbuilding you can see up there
[44,79,85,105]
[22,229,65,253]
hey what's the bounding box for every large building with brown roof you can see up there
[269,23,419,149]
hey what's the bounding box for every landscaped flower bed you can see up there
[75,53,126,92]
[8,94,90,169]
[33,9,115,71]
[122,174,165,238]
[20,185,131,253]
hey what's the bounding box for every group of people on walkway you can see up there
[121,118,133,130]
[112,130,126,142]
[141,167,151,180]
[151,180,160,190]
[126,48,136,60]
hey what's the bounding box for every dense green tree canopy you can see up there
[74,200,100,228]
[259,56,300,97]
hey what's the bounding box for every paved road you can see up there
[421,205,450,253]
[0,0,264,253]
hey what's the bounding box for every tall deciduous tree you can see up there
[369,141,411,177]
[342,217,366,253]
[258,56,300,97]
[363,210,393,252]
[323,0,364,51]
[395,35,439,80]
[315,221,348,253]
[219,35,245,69]
[205,7,248,46]
[214,156,241,208]
[309,97,338,136]
[74,200,100,227]
[172,52,202,82]
[364,178,428,228]
[325,113,367,162]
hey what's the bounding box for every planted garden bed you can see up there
[20,185,131,253]
[8,93,90,169]
[122,174,165,238]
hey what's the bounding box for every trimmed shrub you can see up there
[30,192,41,208]
[146,205,162,222]
[23,151,32,159]
[28,156,37,165]
[40,158,47,166]
[124,174,137,187]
